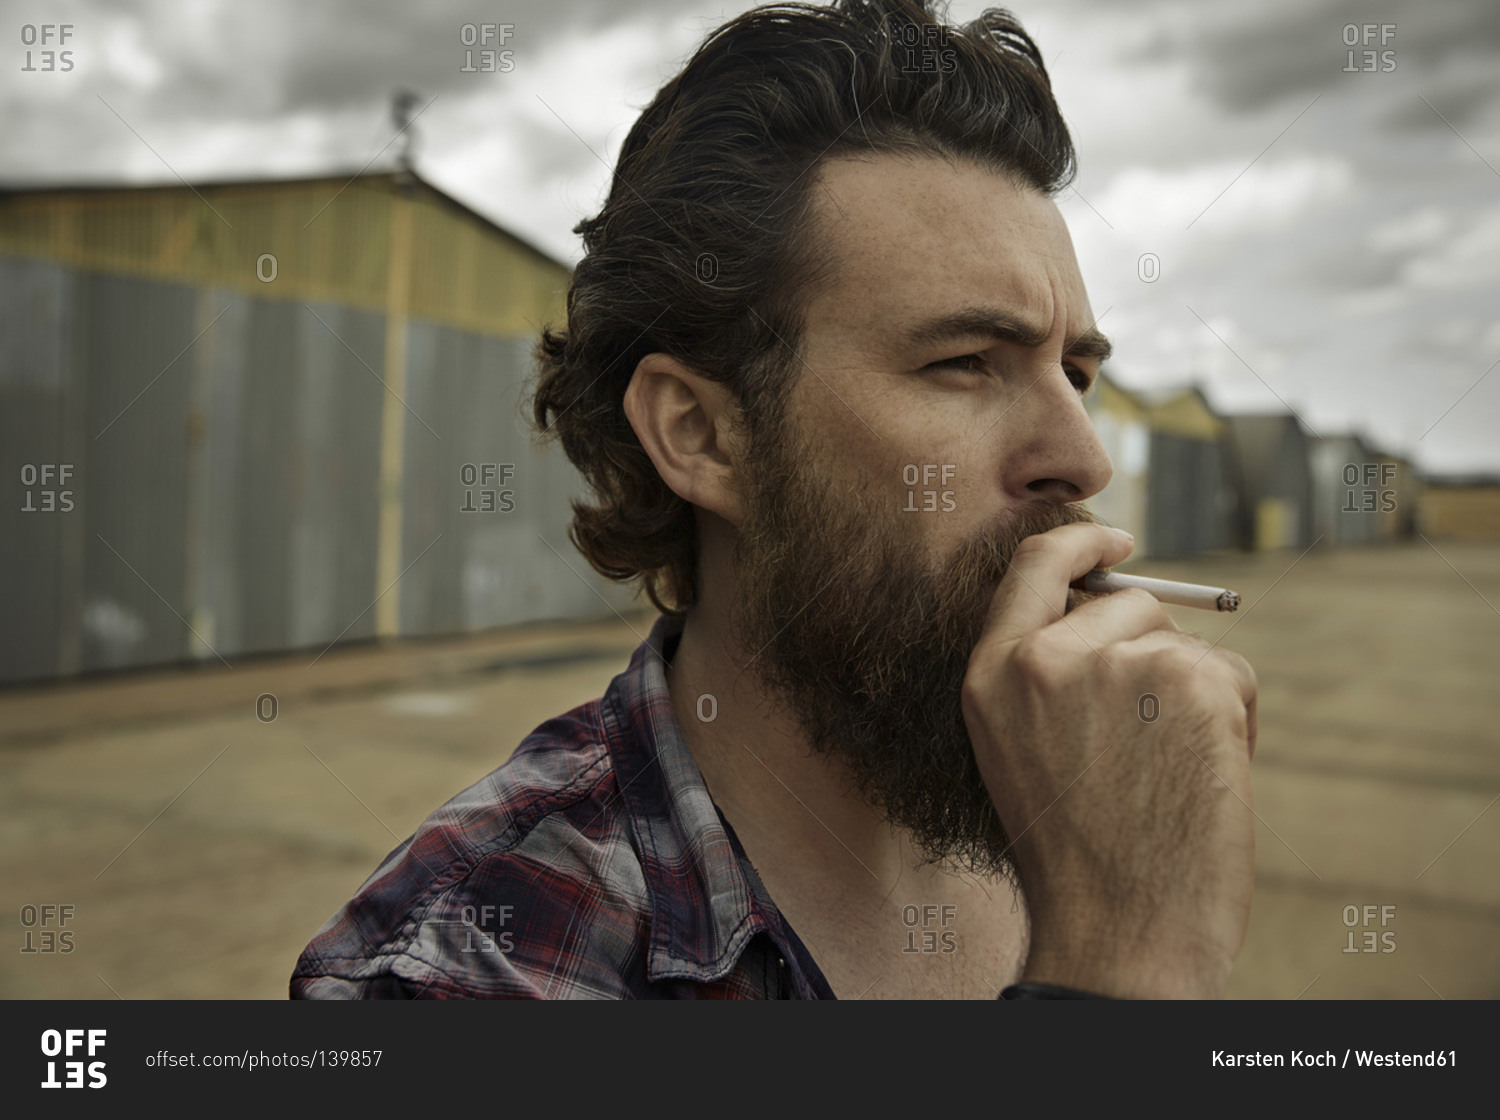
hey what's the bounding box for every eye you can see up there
[927,355,1094,395]
[926,353,989,374]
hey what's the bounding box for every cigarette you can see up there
[1081,570,1240,612]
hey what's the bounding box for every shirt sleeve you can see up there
[290,947,549,1000]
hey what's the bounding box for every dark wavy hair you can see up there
[529,0,1076,616]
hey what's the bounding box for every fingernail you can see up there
[1112,528,1135,542]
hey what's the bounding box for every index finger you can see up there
[979,523,1137,648]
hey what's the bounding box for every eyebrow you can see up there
[902,307,1113,363]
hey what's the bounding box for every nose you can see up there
[997,364,1113,504]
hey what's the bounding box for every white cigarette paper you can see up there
[1082,571,1240,612]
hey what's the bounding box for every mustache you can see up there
[969,501,1102,568]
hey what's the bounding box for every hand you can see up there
[961,523,1258,999]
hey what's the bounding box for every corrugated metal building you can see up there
[1083,371,1152,554]
[1223,413,1316,551]
[1310,433,1380,545]
[1137,386,1238,558]
[0,169,638,684]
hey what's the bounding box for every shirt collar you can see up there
[601,612,771,983]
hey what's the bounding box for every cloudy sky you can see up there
[6,0,1498,473]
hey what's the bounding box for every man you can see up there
[292,0,1257,999]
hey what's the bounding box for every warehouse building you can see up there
[0,168,637,684]
[1138,385,1238,558]
[1083,371,1152,554]
[1223,413,1316,551]
[1309,432,1382,546]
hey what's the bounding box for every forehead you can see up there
[802,153,1091,344]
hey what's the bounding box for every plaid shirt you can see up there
[291,612,836,999]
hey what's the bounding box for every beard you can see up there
[728,402,1101,884]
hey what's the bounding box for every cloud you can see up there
[1093,155,1354,237]
[1123,0,1500,121]
[1399,201,1500,288]
[3,0,1498,471]
[1369,206,1452,253]
[1380,62,1500,131]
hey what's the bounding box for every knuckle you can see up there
[1145,639,1202,681]
[1011,631,1077,691]
[1217,648,1258,686]
[1198,648,1255,695]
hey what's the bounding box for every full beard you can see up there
[729,406,1101,883]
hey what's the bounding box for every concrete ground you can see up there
[3,538,1497,999]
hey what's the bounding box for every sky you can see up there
[4,0,1498,474]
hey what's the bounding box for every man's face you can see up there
[729,153,1114,880]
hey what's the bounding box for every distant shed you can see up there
[1420,475,1500,539]
[1083,371,1152,554]
[1137,385,1237,558]
[1222,413,1315,551]
[1309,433,1382,546]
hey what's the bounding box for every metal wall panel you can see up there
[398,322,638,639]
[2,262,639,685]
[288,302,385,651]
[80,272,196,673]
[1311,437,1380,546]
[1146,433,1236,558]
[231,296,299,654]
[0,256,79,682]
[186,295,386,660]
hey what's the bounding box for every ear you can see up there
[623,353,747,528]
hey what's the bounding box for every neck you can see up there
[665,584,926,901]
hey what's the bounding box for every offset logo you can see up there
[40,1029,107,1089]
[459,463,516,513]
